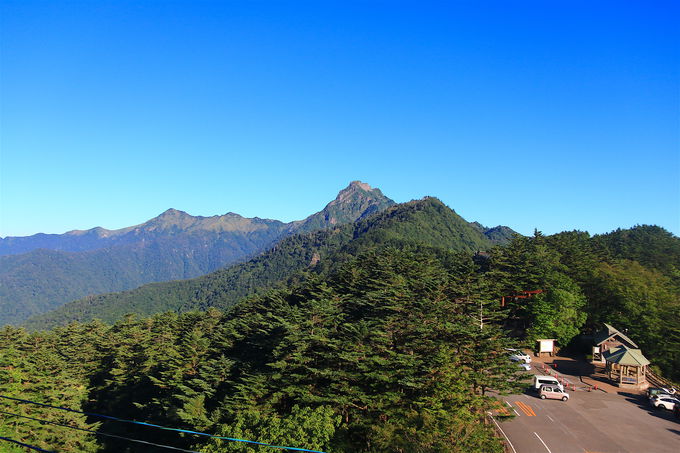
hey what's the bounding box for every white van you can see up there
[533,375,563,392]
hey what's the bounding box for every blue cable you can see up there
[0,435,55,452]
[0,395,327,453]
[0,409,201,453]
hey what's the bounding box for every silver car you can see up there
[539,385,569,401]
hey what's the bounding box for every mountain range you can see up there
[2,182,515,326]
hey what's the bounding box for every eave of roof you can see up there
[593,323,638,348]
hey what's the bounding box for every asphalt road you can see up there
[491,375,680,452]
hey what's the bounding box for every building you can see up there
[602,345,650,388]
[591,323,638,363]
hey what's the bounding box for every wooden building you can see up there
[603,345,650,388]
[591,323,638,363]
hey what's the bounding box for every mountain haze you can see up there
[1,181,395,325]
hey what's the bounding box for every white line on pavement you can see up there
[488,413,518,453]
[546,415,554,422]
[534,432,552,453]
[513,408,520,416]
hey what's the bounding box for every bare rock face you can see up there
[291,181,395,234]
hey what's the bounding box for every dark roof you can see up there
[593,323,638,348]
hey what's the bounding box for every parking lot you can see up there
[491,362,680,453]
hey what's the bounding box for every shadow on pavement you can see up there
[619,391,677,422]
[668,429,680,436]
[549,359,595,378]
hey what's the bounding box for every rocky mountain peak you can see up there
[292,181,395,233]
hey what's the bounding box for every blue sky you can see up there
[1,1,678,237]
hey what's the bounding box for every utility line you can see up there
[0,409,201,453]
[0,435,55,452]
[0,395,327,453]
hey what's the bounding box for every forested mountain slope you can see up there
[2,249,520,452]
[4,222,679,452]
[1,181,395,325]
[24,197,497,330]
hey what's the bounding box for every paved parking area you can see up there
[491,363,680,453]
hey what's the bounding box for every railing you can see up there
[647,370,678,390]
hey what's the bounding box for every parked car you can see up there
[647,387,666,398]
[506,348,531,364]
[516,362,532,371]
[649,392,675,402]
[650,395,680,411]
[539,385,569,401]
[674,404,680,419]
[532,375,564,392]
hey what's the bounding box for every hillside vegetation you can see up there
[4,223,679,452]
[3,200,679,453]
[24,198,498,329]
[1,181,397,325]
[1,249,522,452]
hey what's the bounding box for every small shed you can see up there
[591,323,638,363]
[603,346,650,388]
[536,339,556,357]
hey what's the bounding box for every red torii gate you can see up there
[501,289,544,307]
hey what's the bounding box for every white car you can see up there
[651,395,679,411]
[516,362,532,371]
[506,348,531,364]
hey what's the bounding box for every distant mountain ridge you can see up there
[0,181,392,256]
[0,181,396,325]
[0,210,287,256]
[23,197,504,330]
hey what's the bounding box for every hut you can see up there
[603,345,650,388]
[591,323,638,363]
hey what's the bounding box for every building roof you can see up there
[592,323,638,348]
[603,346,650,367]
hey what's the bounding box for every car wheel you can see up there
[562,396,568,401]
[540,395,546,399]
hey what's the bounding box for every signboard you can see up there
[538,339,555,354]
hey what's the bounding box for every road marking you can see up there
[515,401,530,416]
[505,401,516,415]
[534,432,552,453]
[488,413,518,453]
[546,414,554,422]
[515,401,536,416]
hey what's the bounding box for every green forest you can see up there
[23,198,508,331]
[1,199,679,452]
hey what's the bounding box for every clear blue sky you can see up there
[1,1,678,237]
